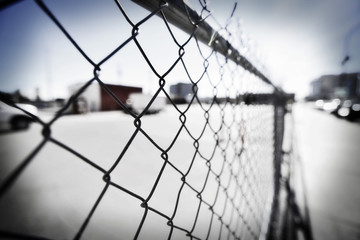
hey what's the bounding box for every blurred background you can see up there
[1,0,360,239]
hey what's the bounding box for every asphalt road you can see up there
[0,107,221,239]
[0,104,275,240]
[293,103,360,240]
[1,103,359,240]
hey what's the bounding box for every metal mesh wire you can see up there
[0,0,292,239]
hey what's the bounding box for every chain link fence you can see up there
[0,0,308,239]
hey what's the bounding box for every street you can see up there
[293,103,360,240]
[0,103,359,239]
[0,104,274,239]
[0,106,221,239]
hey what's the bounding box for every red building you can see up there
[69,82,142,113]
[100,84,142,111]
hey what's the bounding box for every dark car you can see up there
[0,102,38,130]
[336,99,360,121]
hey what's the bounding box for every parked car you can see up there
[0,101,38,130]
[336,99,360,121]
[314,98,341,114]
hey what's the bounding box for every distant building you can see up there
[69,82,142,113]
[169,82,194,103]
[308,73,360,100]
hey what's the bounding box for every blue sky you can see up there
[1,0,360,99]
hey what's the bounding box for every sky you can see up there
[0,0,359,100]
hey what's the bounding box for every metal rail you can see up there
[132,0,281,92]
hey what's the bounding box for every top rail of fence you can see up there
[132,0,282,93]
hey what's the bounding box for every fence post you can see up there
[267,92,286,240]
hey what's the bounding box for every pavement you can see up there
[1,103,359,239]
[0,104,274,239]
[293,103,360,240]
